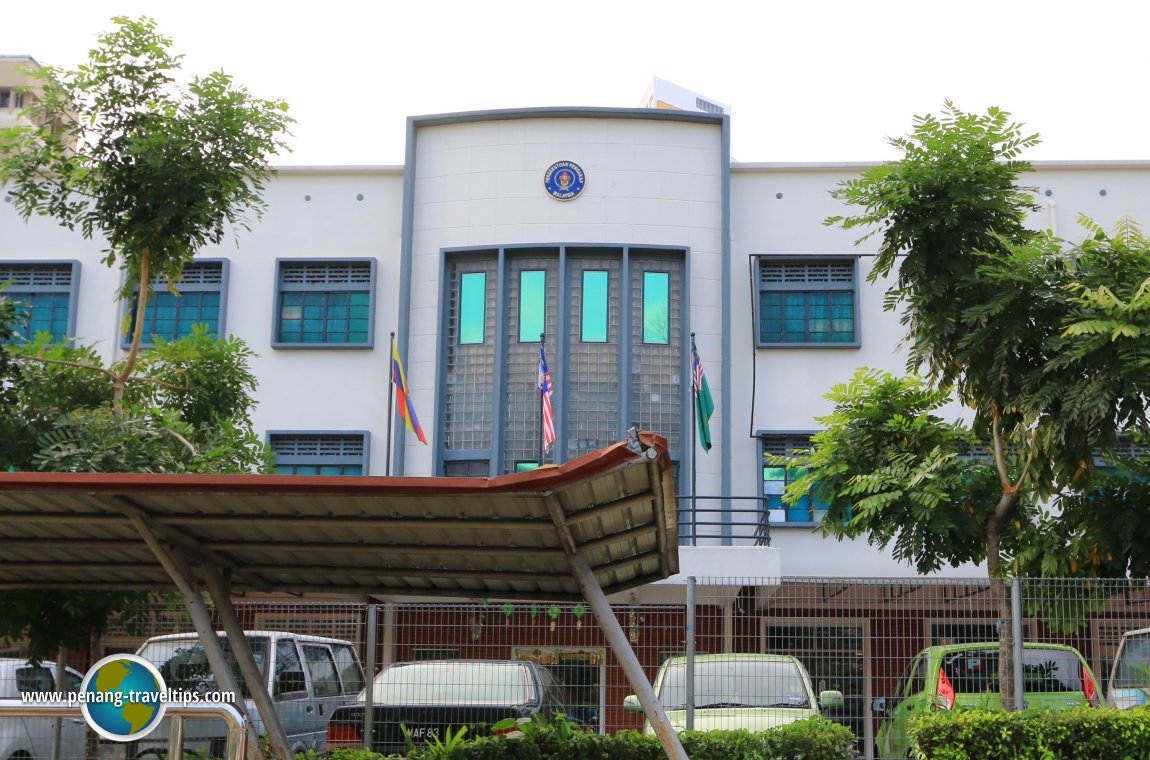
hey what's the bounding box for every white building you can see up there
[3,107,1148,583]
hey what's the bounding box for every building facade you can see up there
[5,107,1150,579]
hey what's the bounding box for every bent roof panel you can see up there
[0,434,678,601]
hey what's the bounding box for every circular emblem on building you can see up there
[543,161,586,201]
[80,653,168,741]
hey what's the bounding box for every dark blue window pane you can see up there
[759,290,855,344]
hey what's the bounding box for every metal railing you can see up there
[676,495,771,546]
[0,701,247,760]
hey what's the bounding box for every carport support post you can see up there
[203,568,296,760]
[1011,576,1025,710]
[568,555,688,760]
[363,604,378,749]
[126,514,268,760]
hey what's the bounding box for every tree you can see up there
[0,15,292,410]
[796,103,1150,709]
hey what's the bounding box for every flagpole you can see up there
[386,331,395,477]
[538,332,545,467]
[690,332,697,510]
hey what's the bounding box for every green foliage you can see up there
[0,16,292,299]
[908,706,1150,760]
[332,717,855,759]
[782,369,1003,573]
[0,591,154,664]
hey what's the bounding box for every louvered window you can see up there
[756,258,858,346]
[124,260,228,346]
[761,433,829,524]
[0,261,80,344]
[269,432,368,475]
[275,260,375,347]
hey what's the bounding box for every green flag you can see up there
[692,340,714,452]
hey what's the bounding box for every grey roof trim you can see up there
[271,165,405,175]
[732,159,1150,172]
[409,106,726,130]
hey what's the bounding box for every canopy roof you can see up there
[0,433,678,600]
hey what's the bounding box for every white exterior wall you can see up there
[6,104,1150,584]
[405,115,725,485]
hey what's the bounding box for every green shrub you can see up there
[908,706,1150,760]
[319,715,855,759]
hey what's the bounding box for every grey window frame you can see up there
[0,260,81,344]
[267,431,370,476]
[760,431,826,526]
[272,258,377,349]
[120,259,230,349]
[754,255,861,348]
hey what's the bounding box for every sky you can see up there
[4,1,1148,166]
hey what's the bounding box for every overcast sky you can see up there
[4,1,1147,166]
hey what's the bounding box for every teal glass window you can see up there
[642,272,669,344]
[518,270,546,342]
[757,259,856,345]
[275,261,374,347]
[269,432,367,476]
[1,262,77,344]
[581,270,609,342]
[515,461,540,472]
[762,434,829,523]
[459,272,487,345]
[125,260,226,347]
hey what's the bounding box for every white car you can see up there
[0,658,86,760]
[1108,627,1150,709]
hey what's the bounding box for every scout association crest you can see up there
[543,160,586,201]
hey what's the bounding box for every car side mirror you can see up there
[871,696,888,715]
[623,694,643,712]
[819,690,844,710]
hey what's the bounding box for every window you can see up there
[459,272,487,344]
[303,645,341,697]
[757,258,858,346]
[0,90,9,109]
[0,261,79,343]
[642,271,670,344]
[518,270,546,342]
[269,432,368,475]
[761,434,828,524]
[125,260,227,346]
[443,459,490,477]
[580,271,609,342]
[274,260,374,347]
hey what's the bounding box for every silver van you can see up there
[135,630,365,755]
[1107,626,1150,710]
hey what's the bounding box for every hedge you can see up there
[908,706,1150,760]
[324,715,856,759]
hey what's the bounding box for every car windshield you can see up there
[656,658,810,710]
[368,662,534,705]
[138,636,269,700]
[1113,635,1150,689]
[941,649,1084,693]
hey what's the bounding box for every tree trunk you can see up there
[112,248,151,413]
[986,491,1019,711]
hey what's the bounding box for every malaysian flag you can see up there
[538,343,555,451]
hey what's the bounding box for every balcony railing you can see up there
[675,495,771,547]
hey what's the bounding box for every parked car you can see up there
[0,658,85,760]
[135,630,364,756]
[1107,626,1150,709]
[326,659,574,754]
[623,653,844,734]
[873,642,1101,759]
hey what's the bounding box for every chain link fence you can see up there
[0,577,1147,759]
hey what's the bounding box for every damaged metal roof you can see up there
[0,433,678,600]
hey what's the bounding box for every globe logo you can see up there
[80,654,168,741]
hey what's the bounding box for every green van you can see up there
[624,653,844,734]
[873,642,1101,759]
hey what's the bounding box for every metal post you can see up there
[567,554,689,760]
[168,713,185,760]
[1011,576,1025,710]
[685,576,696,732]
[203,567,295,760]
[363,604,378,749]
[50,646,66,760]
[386,332,396,476]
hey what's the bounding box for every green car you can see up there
[873,642,1102,759]
[624,653,844,734]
